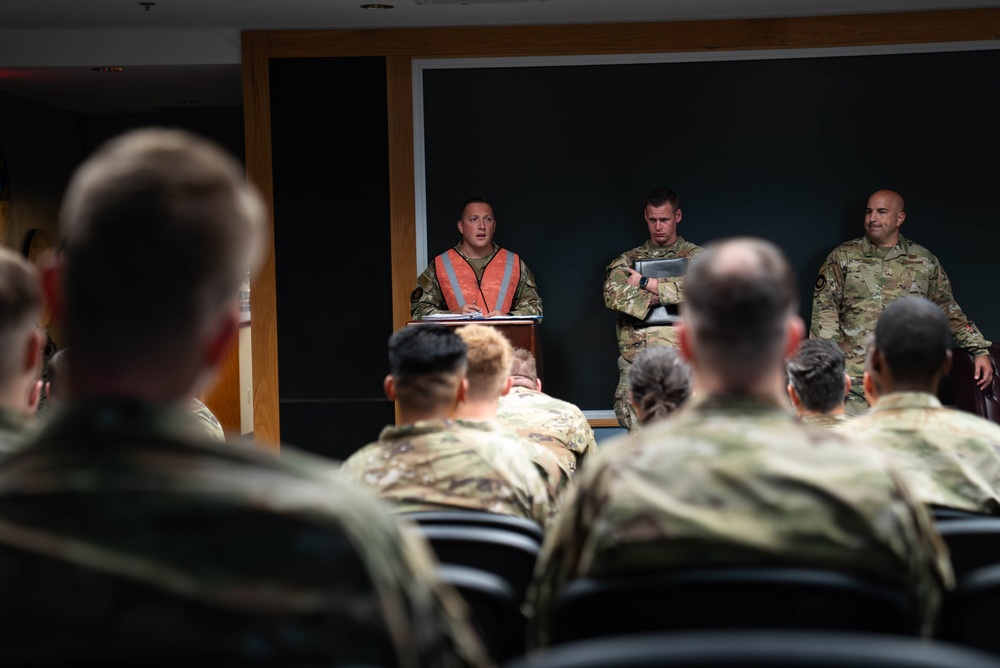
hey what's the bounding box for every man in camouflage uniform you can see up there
[0,129,487,667]
[786,338,851,428]
[0,247,45,454]
[496,347,598,479]
[839,297,1000,515]
[604,187,704,431]
[343,324,551,525]
[811,189,991,415]
[528,238,952,646]
[411,197,542,319]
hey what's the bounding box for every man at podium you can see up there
[604,188,704,431]
[410,197,543,319]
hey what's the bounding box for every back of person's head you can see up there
[628,346,692,425]
[388,324,467,413]
[509,347,539,390]
[0,248,43,403]
[786,338,848,414]
[683,237,798,389]
[43,348,69,408]
[57,128,266,391]
[455,324,512,402]
[874,296,951,384]
[645,187,679,211]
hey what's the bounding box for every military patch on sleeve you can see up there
[814,275,826,292]
[411,287,423,301]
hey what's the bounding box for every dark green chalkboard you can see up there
[422,48,1000,410]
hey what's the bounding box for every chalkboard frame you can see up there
[413,41,1000,414]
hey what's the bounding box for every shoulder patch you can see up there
[814,275,827,292]
[410,287,423,301]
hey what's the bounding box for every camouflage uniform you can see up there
[0,399,487,667]
[496,385,598,478]
[604,238,704,431]
[0,409,32,456]
[800,413,850,429]
[838,392,1000,514]
[342,418,552,525]
[411,243,543,319]
[191,397,226,442]
[811,234,990,412]
[527,394,952,646]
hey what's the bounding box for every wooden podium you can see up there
[407,318,543,383]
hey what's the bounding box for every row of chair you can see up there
[406,508,1000,661]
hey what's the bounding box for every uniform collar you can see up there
[862,233,910,257]
[870,391,942,412]
[453,242,499,262]
[379,418,454,440]
[641,236,687,255]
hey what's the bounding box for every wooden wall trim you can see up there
[262,9,1000,59]
[386,56,417,330]
[242,31,281,452]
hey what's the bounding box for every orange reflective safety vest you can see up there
[435,248,521,314]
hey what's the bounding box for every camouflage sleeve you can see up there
[927,259,992,357]
[603,253,653,319]
[525,454,610,648]
[810,251,844,342]
[566,409,599,467]
[410,263,449,320]
[510,259,543,316]
[655,246,704,306]
[190,399,226,443]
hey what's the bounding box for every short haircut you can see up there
[510,347,538,388]
[684,237,798,388]
[0,247,42,382]
[59,128,266,377]
[460,197,493,219]
[455,324,512,402]
[645,187,680,212]
[628,346,692,425]
[874,297,951,384]
[388,325,467,412]
[787,339,847,413]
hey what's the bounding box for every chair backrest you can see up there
[940,563,1000,655]
[949,344,1000,425]
[931,505,994,522]
[936,518,1000,576]
[437,564,525,661]
[503,630,1000,668]
[403,510,544,545]
[547,567,921,644]
[414,525,541,597]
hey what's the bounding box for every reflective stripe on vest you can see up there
[434,248,521,313]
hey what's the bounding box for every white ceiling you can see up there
[2,0,1000,113]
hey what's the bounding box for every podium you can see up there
[407,318,543,384]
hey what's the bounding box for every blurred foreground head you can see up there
[52,128,266,400]
[681,237,801,393]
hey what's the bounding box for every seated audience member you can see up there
[863,338,882,407]
[0,247,45,453]
[454,326,566,502]
[41,347,68,409]
[786,338,852,427]
[496,348,598,478]
[528,238,951,645]
[839,297,1000,515]
[627,346,692,427]
[0,129,486,666]
[343,324,551,524]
